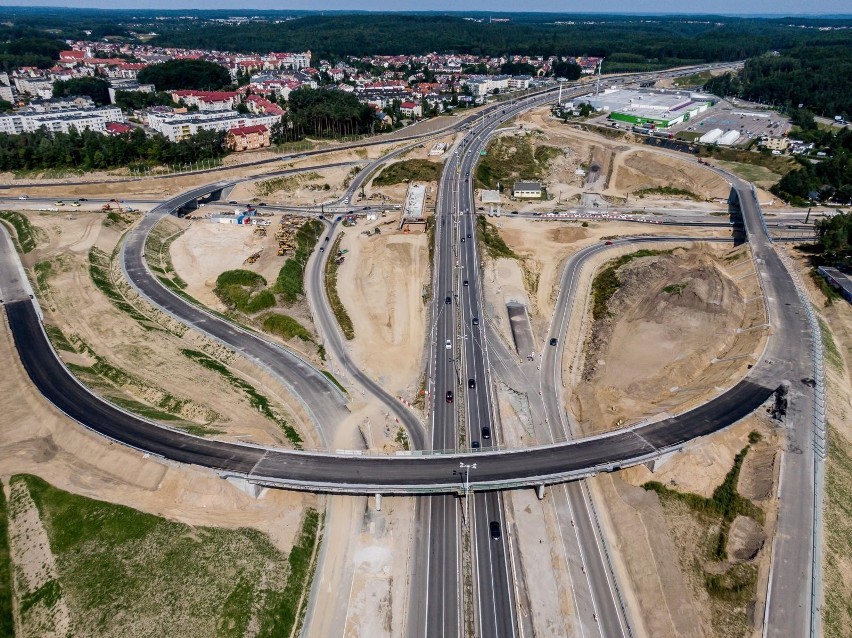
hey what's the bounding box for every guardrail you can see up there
[753,190,825,638]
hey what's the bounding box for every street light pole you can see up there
[460,462,476,524]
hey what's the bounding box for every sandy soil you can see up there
[573,246,753,433]
[23,210,314,448]
[335,217,430,399]
[611,149,731,200]
[595,413,780,638]
[482,216,736,348]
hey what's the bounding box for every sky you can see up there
[1,0,850,14]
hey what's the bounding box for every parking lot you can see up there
[672,101,791,146]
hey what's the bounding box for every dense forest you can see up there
[278,88,378,140]
[770,127,852,206]
[704,39,852,118]
[0,127,226,172]
[813,212,852,267]
[136,60,233,92]
[52,77,111,106]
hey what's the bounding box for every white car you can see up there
[18,194,28,200]
[445,339,452,350]
[343,198,350,204]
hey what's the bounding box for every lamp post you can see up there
[460,462,476,524]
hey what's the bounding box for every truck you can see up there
[632,125,653,135]
[652,130,674,139]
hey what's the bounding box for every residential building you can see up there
[147,109,279,142]
[512,181,543,198]
[0,106,125,135]
[761,136,789,151]
[108,80,154,104]
[171,90,241,111]
[399,101,423,118]
[226,124,270,151]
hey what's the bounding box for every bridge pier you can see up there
[225,476,264,499]
[374,493,382,511]
[646,450,679,473]
[536,484,546,500]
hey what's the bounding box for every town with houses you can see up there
[0,39,603,151]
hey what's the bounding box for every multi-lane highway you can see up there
[0,58,818,637]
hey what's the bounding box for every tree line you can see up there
[271,88,378,142]
[0,126,226,172]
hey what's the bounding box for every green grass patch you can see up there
[324,234,355,340]
[714,160,785,190]
[591,249,671,320]
[818,316,844,371]
[475,136,560,190]
[0,210,40,253]
[256,509,322,636]
[181,349,302,447]
[476,216,517,260]
[255,171,321,197]
[274,219,323,304]
[372,159,441,186]
[144,219,188,289]
[673,70,714,87]
[12,474,312,637]
[633,186,702,201]
[662,283,687,295]
[214,269,276,314]
[824,424,852,636]
[33,259,53,293]
[644,444,763,561]
[88,247,158,330]
[262,312,313,342]
[0,480,12,638]
[811,270,842,306]
[322,370,347,395]
[44,324,76,353]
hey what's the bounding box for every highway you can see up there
[1,58,816,637]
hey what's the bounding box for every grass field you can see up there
[9,474,319,638]
[324,234,355,340]
[824,425,852,637]
[214,269,276,314]
[0,210,41,253]
[0,480,12,638]
[262,312,314,342]
[475,137,560,190]
[372,159,441,186]
[274,219,322,304]
[715,160,785,190]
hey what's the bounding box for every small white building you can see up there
[512,181,542,199]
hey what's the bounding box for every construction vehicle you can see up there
[244,249,263,265]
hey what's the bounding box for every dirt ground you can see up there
[22,209,315,448]
[572,245,759,433]
[335,216,430,399]
[594,413,781,638]
[481,216,737,349]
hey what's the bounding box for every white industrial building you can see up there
[717,130,741,146]
[0,106,125,135]
[147,110,279,142]
[588,88,713,129]
[699,128,724,144]
[513,181,543,199]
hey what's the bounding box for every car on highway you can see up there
[70,202,81,207]
[54,200,64,206]
[257,202,267,206]
[482,426,491,440]
[78,198,88,201]
[605,240,614,245]
[468,379,476,389]
[446,390,454,403]
[445,295,452,304]
[549,338,558,346]
[461,237,465,243]
[445,339,452,350]
[343,197,350,204]
[472,317,479,326]
[467,233,471,238]
[463,280,469,286]
[472,441,480,450]
[18,195,28,200]
[228,200,238,204]
[490,521,502,539]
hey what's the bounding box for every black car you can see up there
[468,379,476,389]
[472,441,480,450]
[78,198,88,202]
[549,338,558,346]
[445,296,452,304]
[258,202,267,206]
[490,521,502,540]
[228,200,238,204]
[463,280,469,287]
[482,426,491,440]
[446,390,454,403]
[467,233,471,238]
[472,317,479,326]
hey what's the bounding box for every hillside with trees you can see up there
[704,39,852,118]
[136,59,232,92]
[0,127,225,172]
[281,88,378,139]
[52,77,111,106]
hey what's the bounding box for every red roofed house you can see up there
[105,122,133,136]
[245,94,285,116]
[226,124,270,152]
[399,101,423,118]
[59,50,85,62]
